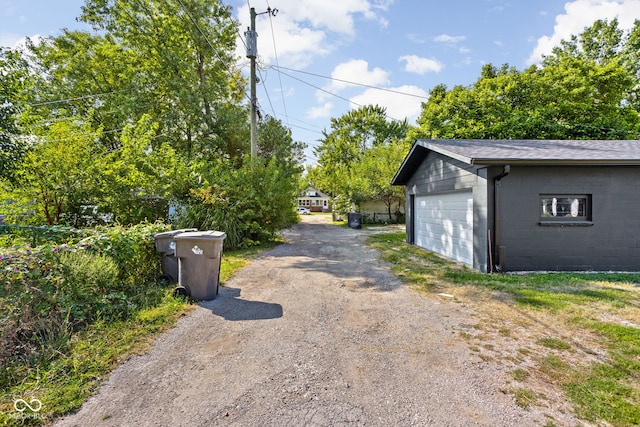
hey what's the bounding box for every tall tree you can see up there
[415,20,640,141]
[312,105,409,210]
[24,0,248,163]
[0,48,31,183]
[257,115,306,168]
[349,141,408,222]
[10,119,101,225]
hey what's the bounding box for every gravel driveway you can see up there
[56,214,549,426]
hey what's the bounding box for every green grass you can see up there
[511,368,530,381]
[512,387,538,409]
[537,337,572,350]
[366,231,640,426]
[0,243,269,426]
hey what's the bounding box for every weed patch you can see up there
[537,337,572,351]
[0,223,271,425]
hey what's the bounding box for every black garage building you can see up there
[392,139,640,272]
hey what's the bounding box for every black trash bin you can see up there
[347,212,362,229]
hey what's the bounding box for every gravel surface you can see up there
[55,214,552,426]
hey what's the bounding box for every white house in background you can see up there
[298,188,330,212]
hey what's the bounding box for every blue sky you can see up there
[2,0,640,164]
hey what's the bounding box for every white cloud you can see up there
[317,59,390,101]
[307,102,334,119]
[0,32,21,49]
[1,33,43,49]
[407,33,427,44]
[349,85,428,124]
[236,4,331,68]
[235,1,393,68]
[528,0,640,64]
[266,0,390,34]
[434,34,466,44]
[399,55,443,74]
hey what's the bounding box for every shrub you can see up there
[0,224,84,247]
[58,251,121,329]
[0,222,170,390]
[77,222,168,286]
[173,160,298,250]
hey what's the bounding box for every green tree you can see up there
[99,115,183,224]
[0,48,31,183]
[9,119,100,225]
[350,141,408,222]
[258,115,306,168]
[621,21,640,110]
[312,105,409,212]
[415,20,640,140]
[77,0,247,161]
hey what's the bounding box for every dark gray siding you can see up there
[497,165,640,271]
[405,152,489,272]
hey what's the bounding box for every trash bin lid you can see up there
[154,228,197,238]
[173,230,226,240]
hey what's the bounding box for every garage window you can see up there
[540,195,591,223]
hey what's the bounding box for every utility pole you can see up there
[245,7,277,162]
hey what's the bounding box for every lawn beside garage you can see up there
[367,231,640,427]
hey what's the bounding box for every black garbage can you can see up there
[347,212,362,229]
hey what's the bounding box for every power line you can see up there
[285,121,324,136]
[274,67,358,107]
[271,65,430,100]
[272,67,407,124]
[257,68,277,120]
[265,0,289,127]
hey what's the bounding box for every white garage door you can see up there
[415,191,473,266]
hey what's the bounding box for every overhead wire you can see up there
[257,67,277,120]
[175,0,252,105]
[271,65,430,100]
[272,67,407,124]
[237,1,323,144]
[265,0,289,126]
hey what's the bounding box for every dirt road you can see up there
[56,214,549,426]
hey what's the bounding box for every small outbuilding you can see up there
[392,139,640,273]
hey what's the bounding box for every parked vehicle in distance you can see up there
[297,207,311,215]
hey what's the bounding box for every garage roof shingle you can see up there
[392,139,640,185]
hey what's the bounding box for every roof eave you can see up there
[391,143,428,185]
[421,141,474,165]
[471,159,640,166]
